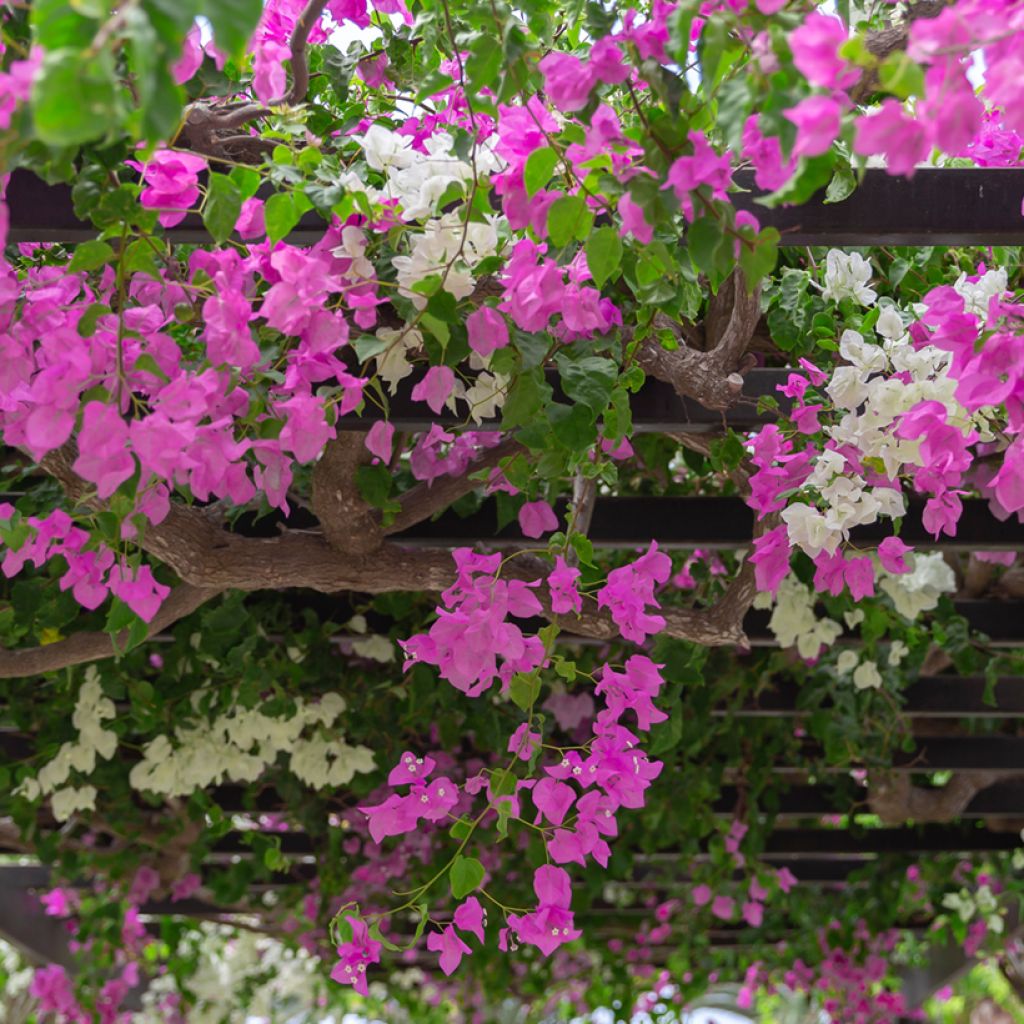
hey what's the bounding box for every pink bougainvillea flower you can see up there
[508,722,541,761]
[594,656,668,732]
[742,901,764,927]
[991,437,1024,514]
[331,916,382,995]
[427,924,471,975]
[276,393,336,464]
[595,540,671,642]
[411,365,456,415]
[532,777,576,826]
[919,59,983,154]
[466,305,510,356]
[387,751,436,786]
[72,402,135,499]
[784,95,843,158]
[878,536,912,573]
[692,884,712,907]
[40,887,78,917]
[172,23,205,85]
[742,115,797,192]
[519,499,558,538]
[364,420,395,464]
[664,131,733,218]
[454,896,486,944]
[618,192,654,244]
[749,525,791,595]
[107,563,169,622]
[507,865,581,956]
[789,13,856,90]
[776,866,798,892]
[133,148,208,228]
[711,895,735,921]
[170,873,201,902]
[359,792,417,843]
[589,37,629,85]
[854,100,930,176]
[923,490,963,538]
[548,555,582,614]
[235,197,266,240]
[538,52,596,112]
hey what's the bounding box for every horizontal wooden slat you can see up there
[9,168,1024,246]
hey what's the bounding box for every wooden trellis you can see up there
[3,166,1024,1018]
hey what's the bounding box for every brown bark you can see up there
[275,0,330,106]
[0,585,220,679]
[634,270,762,413]
[867,769,1012,825]
[383,437,524,536]
[311,433,382,554]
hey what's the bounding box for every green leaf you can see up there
[524,147,559,197]
[356,464,393,507]
[685,215,723,276]
[132,353,170,383]
[68,240,115,273]
[353,334,391,362]
[104,599,149,656]
[648,699,683,755]
[125,7,184,141]
[502,367,553,429]
[421,313,450,348]
[547,194,593,248]
[368,920,401,952]
[555,354,618,415]
[263,844,288,872]
[77,303,111,337]
[585,226,623,289]
[31,0,98,49]
[490,768,517,797]
[230,166,262,200]
[449,817,474,841]
[203,173,243,244]
[738,227,779,286]
[32,49,121,147]
[879,52,925,101]
[509,672,541,712]
[449,855,485,900]
[204,0,264,60]
[824,163,857,205]
[465,37,503,93]
[264,193,301,243]
[122,239,162,280]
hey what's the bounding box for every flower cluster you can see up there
[129,691,374,796]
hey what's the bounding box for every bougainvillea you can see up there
[1,0,1024,1020]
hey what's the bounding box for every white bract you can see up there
[16,667,118,820]
[954,267,1008,319]
[821,250,877,306]
[754,577,842,660]
[879,552,957,620]
[128,691,374,797]
[392,211,501,307]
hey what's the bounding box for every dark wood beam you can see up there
[8,168,1024,247]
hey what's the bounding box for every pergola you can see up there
[4,164,1024,1020]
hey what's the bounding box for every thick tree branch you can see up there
[0,584,220,679]
[634,270,762,413]
[32,433,764,676]
[311,433,382,555]
[276,0,330,106]
[177,102,273,163]
[867,769,1013,825]
[383,437,524,536]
